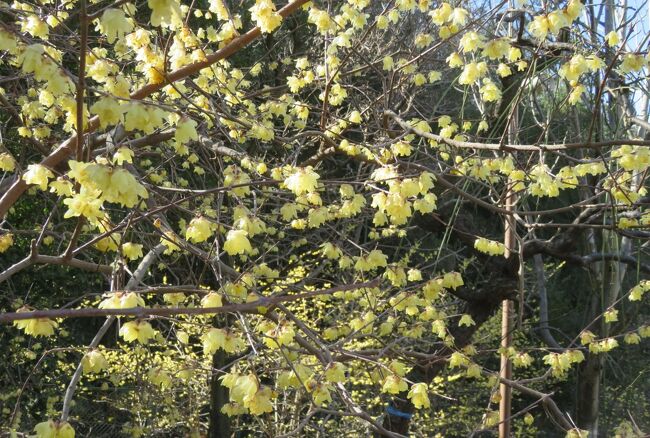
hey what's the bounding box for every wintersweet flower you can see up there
[202,327,245,354]
[201,292,223,308]
[0,233,14,253]
[0,152,16,172]
[15,316,58,337]
[99,292,145,309]
[148,0,183,28]
[408,383,430,409]
[310,381,333,406]
[223,229,253,255]
[324,362,346,383]
[186,216,215,243]
[382,374,408,394]
[247,386,275,414]
[34,420,75,438]
[119,320,157,343]
[81,349,109,374]
[90,97,124,129]
[163,292,186,306]
[605,31,619,46]
[284,167,320,195]
[96,9,133,43]
[23,164,54,190]
[250,0,283,33]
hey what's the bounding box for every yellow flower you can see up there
[0,233,14,253]
[29,318,57,337]
[0,152,16,172]
[565,0,583,21]
[34,420,75,438]
[81,349,109,374]
[223,229,253,255]
[482,38,510,60]
[381,54,396,72]
[449,7,468,25]
[414,33,433,48]
[496,63,512,77]
[90,97,124,129]
[148,0,183,28]
[250,0,283,33]
[429,2,452,24]
[284,167,320,195]
[382,374,408,394]
[201,328,246,354]
[246,386,275,414]
[605,31,619,46]
[458,62,483,85]
[446,52,464,68]
[391,140,412,156]
[14,314,58,337]
[528,15,550,40]
[479,79,502,102]
[0,29,18,53]
[324,362,346,383]
[354,249,388,271]
[624,333,641,345]
[629,281,649,301]
[120,242,143,261]
[408,383,430,409]
[513,352,534,368]
[458,314,475,327]
[442,271,463,289]
[458,31,485,53]
[63,189,104,222]
[222,373,259,405]
[23,164,54,190]
[119,320,157,344]
[148,367,172,388]
[174,117,199,147]
[474,237,506,256]
[186,216,215,243]
[49,178,73,197]
[163,292,186,306]
[21,15,49,40]
[308,8,336,34]
[223,165,252,197]
[96,9,133,43]
[413,73,427,86]
[568,84,585,105]
[619,54,646,73]
[376,15,389,29]
[99,292,145,309]
[603,308,618,323]
[320,242,342,259]
[566,428,589,438]
[201,292,223,308]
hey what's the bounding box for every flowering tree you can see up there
[0,0,649,436]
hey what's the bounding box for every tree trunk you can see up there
[209,349,231,438]
[576,355,602,435]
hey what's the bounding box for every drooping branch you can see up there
[60,243,166,422]
[386,110,650,151]
[0,240,112,284]
[0,279,379,323]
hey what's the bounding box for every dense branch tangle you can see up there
[0,0,649,437]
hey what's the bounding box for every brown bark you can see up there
[209,349,231,438]
[576,354,602,435]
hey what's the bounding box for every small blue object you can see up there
[386,404,413,420]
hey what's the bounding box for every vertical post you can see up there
[499,213,515,438]
[499,5,518,433]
